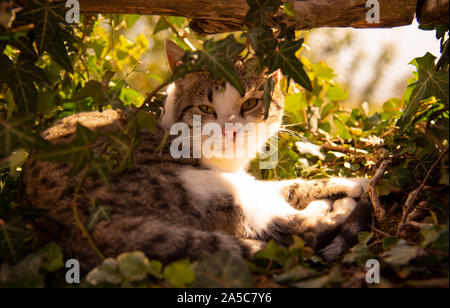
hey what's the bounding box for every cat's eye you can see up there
[198,105,216,115]
[241,98,259,112]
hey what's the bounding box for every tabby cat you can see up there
[21,41,372,271]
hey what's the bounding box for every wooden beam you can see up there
[75,0,444,34]
[417,0,449,25]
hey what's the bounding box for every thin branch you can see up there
[396,147,449,236]
[161,16,196,51]
[138,78,173,112]
[368,158,392,222]
[71,172,106,260]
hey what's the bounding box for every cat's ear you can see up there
[166,40,185,73]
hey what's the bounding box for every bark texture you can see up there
[76,0,448,33]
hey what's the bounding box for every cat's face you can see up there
[161,41,284,170]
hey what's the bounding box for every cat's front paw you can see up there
[328,177,369,198]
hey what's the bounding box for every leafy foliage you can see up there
[0,0,448,288]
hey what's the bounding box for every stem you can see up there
[71,172,106,260]
[368,158,392,222]
[161,16,196,52]
[0,218,16,262]
[396,147,449,236]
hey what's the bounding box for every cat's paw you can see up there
[300,199,333,226]
[328,177,369,198]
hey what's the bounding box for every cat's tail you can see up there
[57,216,252,271]
[318,196,373,262]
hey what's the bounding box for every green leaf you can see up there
[274,265,318,284]
[398,53,449,131]
[117,251,151,282]
[0,54,48,115]
[173,37,245,95]
[45,29,74,73]
[125,15,141,28]
[148,260,163,279]
[17,0,66,55]
[163,259,195,287]
[10,36,38,62]
[266,39,312,92]
[107,119,140,172]
[137,111,156,133]
[86,258,122,286]
[38,242,64,273]
[245,0,282,25]
[205,35,245,61]
[383,237,399,250]
[85,205,113,232]
[0,117,44,158]
[102,70,115,87]
[326,85,349,101]
[201,37,245,95]
[253,240,293,269]
[72,80,105,109]
[192,251,254,288]
[293,267,342,288]
[381,240,419,265]
[247,26,277,56]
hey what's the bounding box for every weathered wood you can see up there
[76,0,444,33]
[417,0,449,25]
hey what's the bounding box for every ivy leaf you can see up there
[38,242,64,273]
[72,80,106,109]
[45,28,74,73]
[398,53,449,131]
[247,26,277,56]
[88,156,113,186]
[163,259,195,287]
[267,39,312,92]
[172,36,245,95]
[381,240,420,265]
[273,265,318,284]
[245,0,282,25]
[0,117,44,158]
[253,240,293,269]
[0,54,48,115]
[153,17,170,34]
[137,110,156,134]
[202,38,245,95]
[205,35,245,61]
[85,205,113,232]
[37,124,98,176]
[192,250,254,288]
[18,0,66,55]
[117,251,151,282]
[107,119,140,172]
[86,258,122,286]
[10,36,38,62]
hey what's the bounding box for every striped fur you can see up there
[21,43,372,271]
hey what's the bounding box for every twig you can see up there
[138,78,173,112]
[321,143,369,155]
[368,159,392,222]
[160,16,196,52]
[71,172,106,260]
[405,221,434,230]
[372,226,449,257]
[396,147,449,236]
[379,127,398,139]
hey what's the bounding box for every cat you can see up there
[20,41,372,271]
